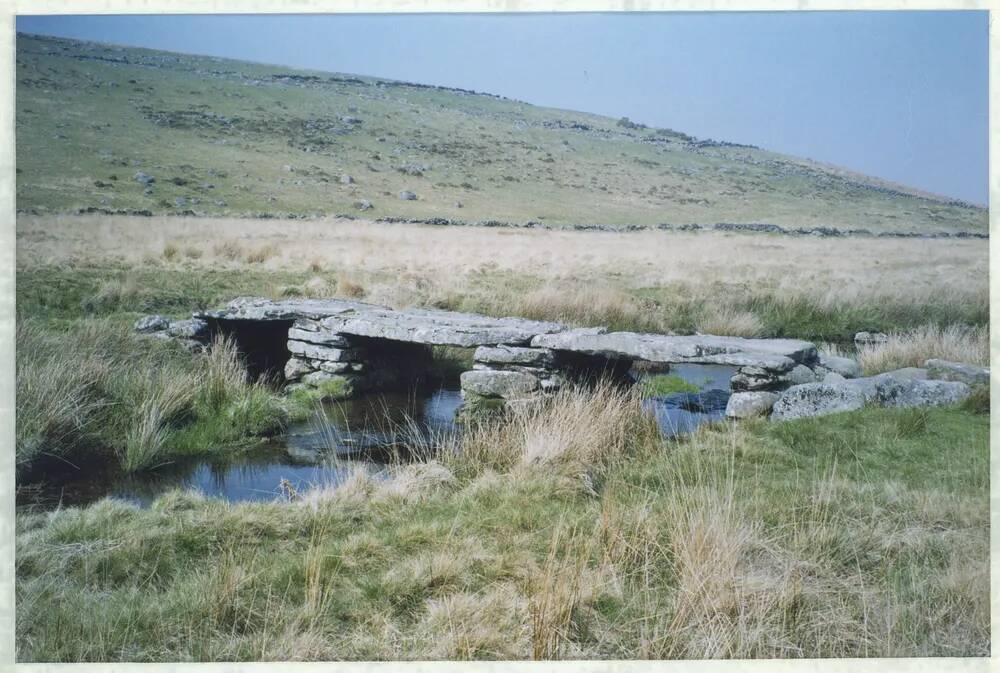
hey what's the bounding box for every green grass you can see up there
[16,32,986,233]
[16,318,297,475]
[640,374,699,397]
[15,398,989,661]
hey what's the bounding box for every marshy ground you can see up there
[13,214,989,661]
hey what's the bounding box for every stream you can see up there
[17,364,735,509]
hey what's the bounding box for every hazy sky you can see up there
[17,11,989,205]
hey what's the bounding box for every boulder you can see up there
[882,367,928,380]
[818,354,861,378]
[133,171,155,185]
[771,383,867,421]
[340,174,354,185]
[354,199,373,211]
[870,374,970,409]
[474,345,555,368]
[785,364,819,385]
[398,190,417,201]
[725,391,779,419]
[134,314,169,333]
[460,370,539,398]
[823,372,846,383]
[924,359,989,387]
[772,373,971,421]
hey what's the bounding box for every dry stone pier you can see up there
[136,296,979,421]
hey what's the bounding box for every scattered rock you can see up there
[166,318,208,340]
[174,196,187,207]
[133,314,169,333]
[397,162,430,176]
[340,174,354,185]
[133,171,155,185]
[398,190,417,201]
[454,201,463,208]
[771,382,867,421]
[725,391,779,419]
[354,199,374,211]
[924,359,989,387]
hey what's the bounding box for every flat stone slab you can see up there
[320,307,566,348]
[197,296,384,321]
[531,328,815,370]
[474,345,555,367]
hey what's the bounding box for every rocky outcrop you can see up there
[771,373,970,421]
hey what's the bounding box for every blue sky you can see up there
[17,11,989,204]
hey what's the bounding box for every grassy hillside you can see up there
[16,32,987,233]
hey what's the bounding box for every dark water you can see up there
[17,388,464,510]
[18,365,733,509]
[639,364,736,437]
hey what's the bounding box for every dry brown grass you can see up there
[857,324,989,374]
[15,215,987,308]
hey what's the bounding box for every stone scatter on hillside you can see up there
[15,32,987,234]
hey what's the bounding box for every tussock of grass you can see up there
[695,303,765,337]
[16,321,289,474]
[857,324,989,375]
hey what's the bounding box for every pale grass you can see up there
[453,381,659,480]
[515,286,660,331]
[16,215,987,309]
[417,585,530,659]
[695,304,766,337]
[529,522,595,659]
[857,324,989,374]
